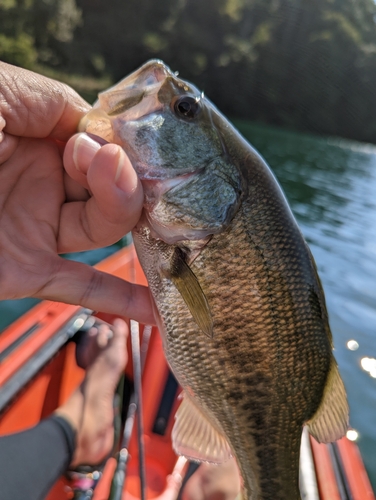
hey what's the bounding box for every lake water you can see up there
[1,122,376,489]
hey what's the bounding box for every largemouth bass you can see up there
[80,60,349,500]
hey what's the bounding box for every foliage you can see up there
[2,0,376,142]
[0,33,36,68]
[0,0,81,66]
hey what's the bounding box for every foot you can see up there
[182,459,241,500]
[55,318,128,467]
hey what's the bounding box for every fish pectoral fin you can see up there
[170,248,213,338]
[172,392,232,464]
[306,358,349,443]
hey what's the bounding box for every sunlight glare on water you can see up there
[347,429,359,442]
[347,340,359,351]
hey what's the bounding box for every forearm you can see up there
[0,415,76,500]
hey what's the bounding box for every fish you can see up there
[80,60,349,500]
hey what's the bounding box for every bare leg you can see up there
[182,459,241,500]
[55,318,128,467]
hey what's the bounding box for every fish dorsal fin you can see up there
[306,358,349,443]
[172,392,232,463]
[170,248,213,338]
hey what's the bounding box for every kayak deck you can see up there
[0,245,374,499]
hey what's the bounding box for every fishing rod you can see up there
[108,322,152,500]
[131,320,147,500]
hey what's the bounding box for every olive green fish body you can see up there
[133,165,332,499]
[81,60,348,500]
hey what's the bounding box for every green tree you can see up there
[0,0,81,67]
[3,0,376,142]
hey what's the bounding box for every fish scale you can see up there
[80,59,348,500]
[193,215,313,499]
[134,203,327,499]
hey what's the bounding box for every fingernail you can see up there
[114,147,139,194]
[73,133,102,172]
[0,115,5,143]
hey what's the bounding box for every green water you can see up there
[1,122,376,488]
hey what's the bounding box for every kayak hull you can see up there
[0,245,374,500]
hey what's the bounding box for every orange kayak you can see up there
[0,246,374,500]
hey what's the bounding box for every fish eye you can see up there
[173,96,201,119]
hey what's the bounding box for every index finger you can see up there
[0,62,90,141]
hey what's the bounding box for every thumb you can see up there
[0,62,89,140]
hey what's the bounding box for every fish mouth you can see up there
[79,59,200,143]
[106,59,172,96]
[80,62,171,134]
[97,59,198,119]
[97,60,171,117]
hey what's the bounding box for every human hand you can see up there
[0,62,154,324]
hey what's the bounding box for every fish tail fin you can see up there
[306,357,349,443]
